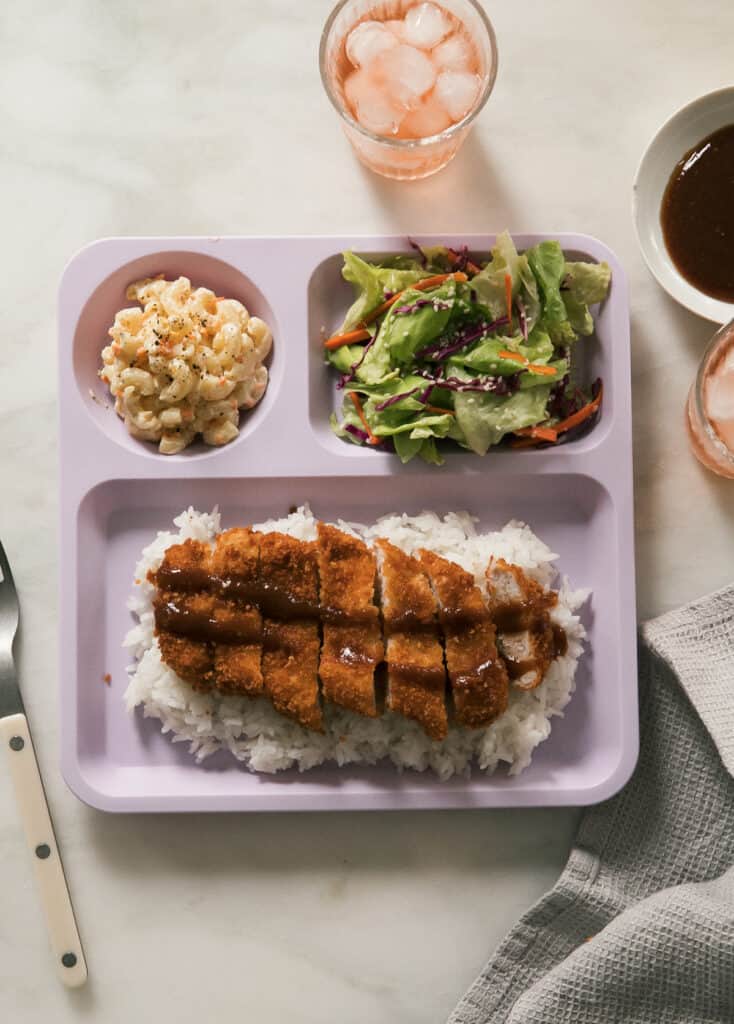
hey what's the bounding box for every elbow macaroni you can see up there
[99,277,272,454]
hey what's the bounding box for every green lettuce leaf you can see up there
[325,341,365,373]
[516,255,541,335]
[454,385,552,454]
[562,294,594,336]
[393,432,445,465]
[560,260,611,337]
[416,437,443,465]
[470,231,521,320]
[356,280,457,383]
[393,432,424,463]
[341,252,428,331]
[563,261,611,305]
[526,241,567,327]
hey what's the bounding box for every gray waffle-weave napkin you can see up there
[449,585,734,1024]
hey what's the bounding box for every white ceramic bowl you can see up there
[633,86,734,323]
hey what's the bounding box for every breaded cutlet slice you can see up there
[486,559,557,691]
[258,532,322,731]
[418,549,508,728]
[157,632,215,692]
[375,539,447,741]
[151,537,212,591]
[152,538,215,692]
[316,523,383,718]
[210,528,263,697]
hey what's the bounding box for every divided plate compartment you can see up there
[58,235,636,812]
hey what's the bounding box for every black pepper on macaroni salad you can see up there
[99,276,272,454]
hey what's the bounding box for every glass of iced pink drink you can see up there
[320,0,498,180]
[686,318,734,479]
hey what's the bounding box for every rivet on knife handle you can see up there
[1,713,87,987]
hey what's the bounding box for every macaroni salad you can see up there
[100,276,272,454]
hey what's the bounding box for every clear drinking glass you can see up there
[319,0,498,181]
[686,318,734,478]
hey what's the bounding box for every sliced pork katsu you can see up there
[418,549,508,728]
[257,532,322,731]
[150,522,568,738]
[151,533,264,697]
[376,539,447,741]
[485,559,564,691]
[151,538,215,691]
[209,528,264,697]
[316,523,383,718]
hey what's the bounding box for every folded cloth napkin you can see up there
[448,585,734,1024]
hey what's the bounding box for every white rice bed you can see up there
[124,507,589,781]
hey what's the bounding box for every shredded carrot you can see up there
[103,673,111,685]
[498,350,557,377]
[348,391,380,446]
[323,327,371,351]
[553,382,603,435]
[512,382,604,448]
[498,350,526,365]
[424,405,455,416]
[505,272,513,328]
[514,425,559,443]
[364,271,469,325]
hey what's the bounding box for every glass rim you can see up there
[319,0,499,150]
[693,315,734,467]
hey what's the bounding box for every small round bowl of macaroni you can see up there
[99,276,273,455]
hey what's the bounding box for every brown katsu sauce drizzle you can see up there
[153,568,376,627]
[491,590,564,681]
[154,597,261,644]
[661,124,734,302]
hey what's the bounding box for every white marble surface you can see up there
[1,1,733,1020]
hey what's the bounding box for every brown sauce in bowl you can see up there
[660,123,734,302]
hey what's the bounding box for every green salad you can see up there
[325,232,610,465]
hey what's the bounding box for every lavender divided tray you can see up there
[58,234,637,812]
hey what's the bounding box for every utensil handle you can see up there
[1,713,87,988]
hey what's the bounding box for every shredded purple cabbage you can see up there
[418,315,510,361]
[374,387,420,411]
[415,368,520,396]
[408,238,429,268]
[337,335,375,389]
[547,375,603,425]
[344,423,370,443]
[343,422,393,450]
[393,297,452,317]
[546,375,576,420]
